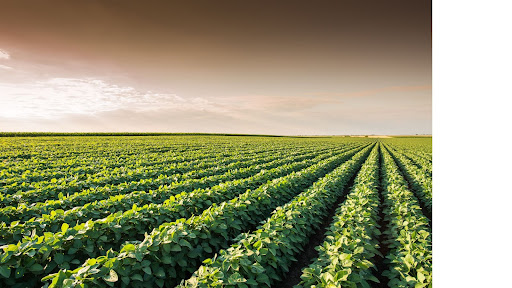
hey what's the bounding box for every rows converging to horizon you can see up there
[0,135,431,287]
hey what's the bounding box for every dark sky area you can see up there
[0,0,431,134]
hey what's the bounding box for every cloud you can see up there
[0,77,431,135]
[0,101,431,135]
[0,77,216,119]
[0,76,342,134]
[0,49,9,60]
[0,64,13,70]
[214,94,342,113]
[310,85,432,98]
[211,85,431,119]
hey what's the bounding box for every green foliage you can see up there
[379,146,432,287]
[296,146,381,288]
[384,144,432,214]
[0,136,432,288]
[179,145,375,287]
[38,144,370,287]
[0,147,341,244]
[0,144,308,213]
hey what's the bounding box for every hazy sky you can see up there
[0,0,431,135]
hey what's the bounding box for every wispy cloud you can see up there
[0,76,344,121]
[310,85,432,98]
[215,94,342,113]
[0,49,10,60]
[0,77,431,135]
[0,64,13,70]
[212,85,431,117]
[0,78,215,119]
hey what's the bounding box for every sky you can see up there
[0,0,431,135]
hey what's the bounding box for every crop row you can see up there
[0,138,211,175]
[178,144,375,288]
[0,143,302,190]
[0,149,339,287]
[0,148,344,280]
[384,145,432,178]
[0,146,347,244]
[0,144,315,204]
[296,144,381,288]
[1,139,320,191]
[37,144,372,288]
[0,145,339,222]
[0,144,354,225]
[0,142,246,179]
[403,150,432,176]
[380,146,432,287]
[385,140,431,156]
[384,144,432,215]
[0,145,205,183]
[0,136,333,173]
[295,143,432,288]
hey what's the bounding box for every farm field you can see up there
[0,135,432,288]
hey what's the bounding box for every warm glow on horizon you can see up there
[0,0,431,135]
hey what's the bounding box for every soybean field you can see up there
[0,135,432,288]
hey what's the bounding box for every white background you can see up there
[434,0,511,286]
